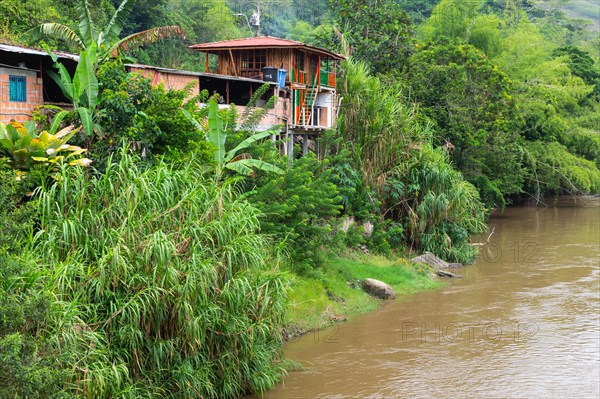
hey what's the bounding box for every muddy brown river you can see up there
[259,206,600,398]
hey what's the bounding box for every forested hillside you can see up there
[3,0,597,203]
[1,0,599,398]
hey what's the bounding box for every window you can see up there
[240,50,266,78]
[9,75,26,102]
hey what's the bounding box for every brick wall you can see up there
[128,67,200,98]
[0,67,44,124]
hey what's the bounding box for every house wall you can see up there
[218,95,289,132]
[127,66,200,97]
[0,67,44,123]
[314,92,334,127]
[217,49,295,82]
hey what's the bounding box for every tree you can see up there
[336,59,427,192]
[33,0,184,65]
[45,44,100,138]
[553,45,600,102]
[408,43,525,205]
[132,0,245,70]
[420,0,483,42]
[0,0,62,43]
[111,0,169,35]
[330,0,414,74]
[34,0,186,143]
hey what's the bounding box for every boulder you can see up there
[411,252,463,269]
[437,269,463,278]
[362,278,396,300]
[412,252,463,278]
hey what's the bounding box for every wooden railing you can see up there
[320,71,336,88]
[291,69,308,85]
[239,69,262,80]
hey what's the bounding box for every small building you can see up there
[125,63,282,132]
[0,43,77,123]
[2,37,345,158]
[189,36,344,157]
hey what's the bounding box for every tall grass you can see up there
[337,59,433,191]
[394,144,487,263]
[31,149,287,398]
[337,59,486,263]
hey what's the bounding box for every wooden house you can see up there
[190,36,344,157]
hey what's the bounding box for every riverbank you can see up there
[283,253,444,339]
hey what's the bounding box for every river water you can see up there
[260,206,600,398]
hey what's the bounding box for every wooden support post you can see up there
[317,55,320,87]
[302,134,309,155]
[288,131,294,160]
[226,80,229,104]
[229,49,238,76]
[205,52,209,73]
[282,127,288,156]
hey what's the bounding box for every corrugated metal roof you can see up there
[189,35,344,60]
[0,43,79,61]
[125,63,277,85]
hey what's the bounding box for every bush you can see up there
[91,60,207,161]
[383,144,487,264]
[0,253,73,399]
[0,158,37,252]
[249,154,343,271]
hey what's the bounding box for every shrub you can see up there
[90,60,207,161]
[249,154,343,271]
[0,158,38,252]
[384,144,487,264]
[0,253,74,399]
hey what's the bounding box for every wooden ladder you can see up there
[299,86,317,126]
[297,74,320,126]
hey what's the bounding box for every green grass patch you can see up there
[284,253,443,335]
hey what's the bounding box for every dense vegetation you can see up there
[1,0,598,397]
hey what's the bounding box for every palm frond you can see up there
[30,23,84,49]
[224,131,275,163]
[225,159,254,176]
[207,100,226,165]
[228,159,284,175]
[108,26,185,57]
[76,0,97,45]
[228,153,252,163]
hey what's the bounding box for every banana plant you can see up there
[33,0,185,138]
[185,100,284,178]
[46,43,99,138]
[31,0,185,65]
[0,120,92,170]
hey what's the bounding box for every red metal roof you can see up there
[189,36,344,60]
